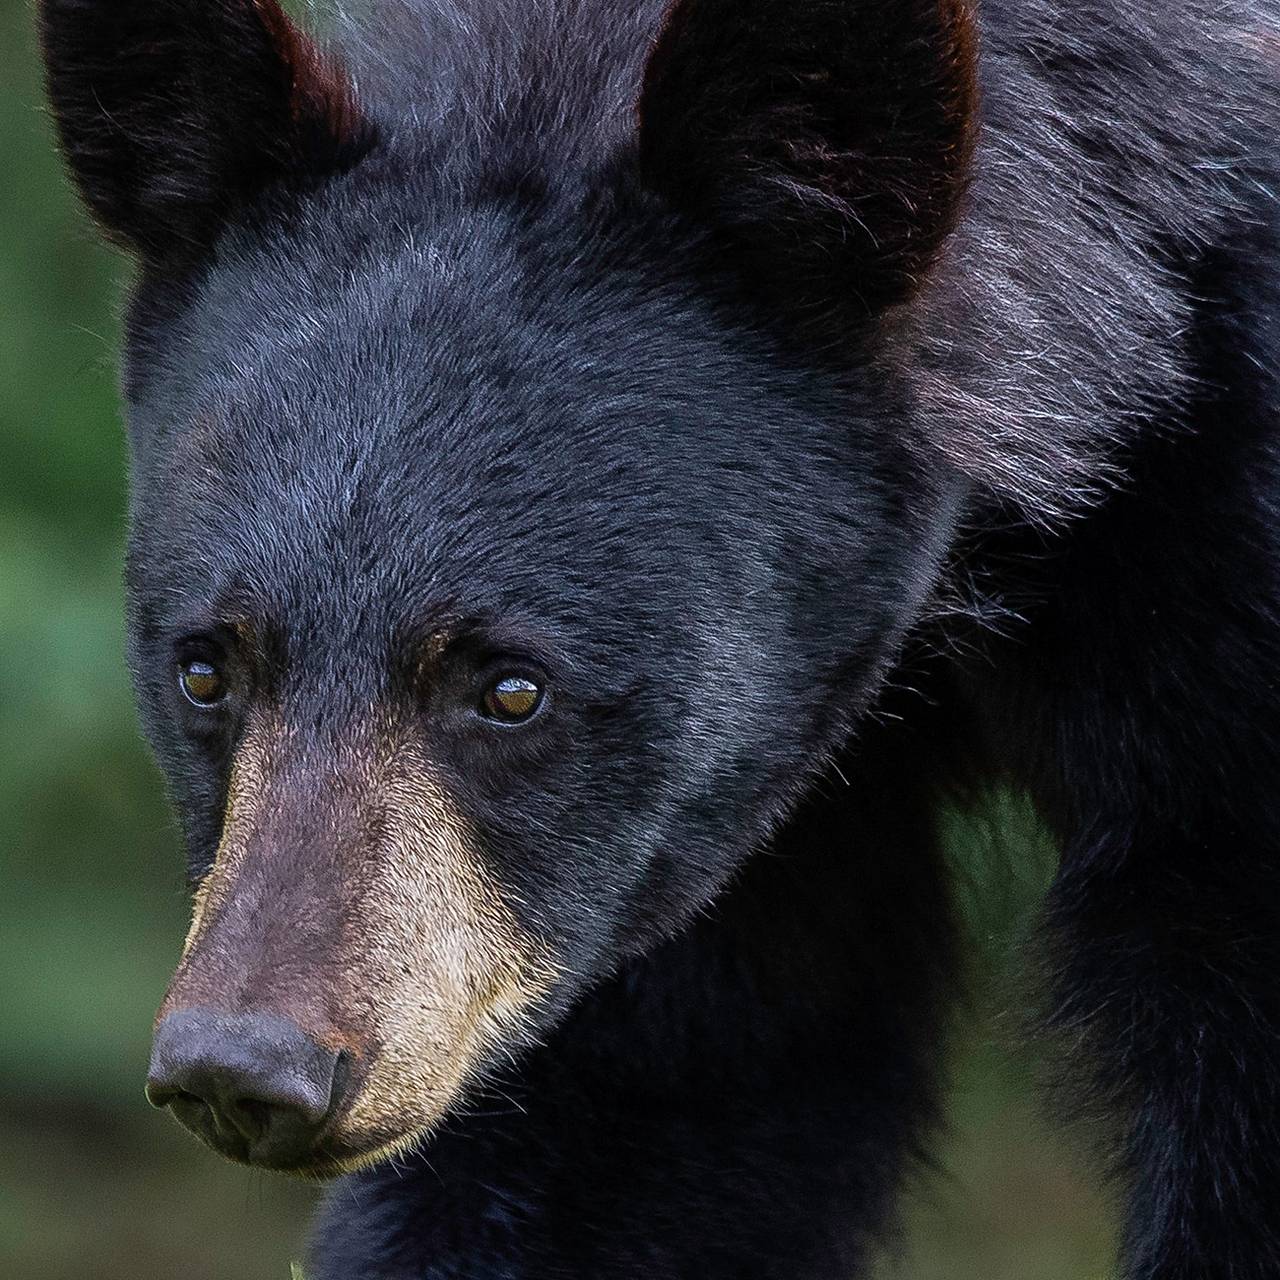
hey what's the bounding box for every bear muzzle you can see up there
[147,714,558,1175]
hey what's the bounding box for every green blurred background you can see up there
[0,1,1118,1274]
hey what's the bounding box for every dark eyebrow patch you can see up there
[168,604,286,681]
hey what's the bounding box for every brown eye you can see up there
[179,660,226,707]
[480,675,543,724]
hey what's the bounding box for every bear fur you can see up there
[40,0,1280,1276]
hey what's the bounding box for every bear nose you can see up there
[146,1008,342,1168]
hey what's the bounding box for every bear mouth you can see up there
[161,1087,431,1179]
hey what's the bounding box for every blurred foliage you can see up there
[0,3,313,1274]
[0,1,1115,1275]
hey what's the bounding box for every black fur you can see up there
[40,0,371,263]
[640,0,979,316]
[39,0,1280,1276]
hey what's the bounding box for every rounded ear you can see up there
[40,0,374,264]
[639,0,979,321]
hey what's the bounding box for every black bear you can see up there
[40,0,1280,1276]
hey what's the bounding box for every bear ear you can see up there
[638,0,979,321]
[40,0,372,264]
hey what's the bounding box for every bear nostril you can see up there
[230,1097,277,1143]
[143,1080,178,1110]
[168,1090,219,1138]
[147,1008,341,1167]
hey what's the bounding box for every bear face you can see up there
[123,172,959,1172]
[43,0,974,1173]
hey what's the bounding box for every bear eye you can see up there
[480,675,543,724]
[179,660,226,708]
